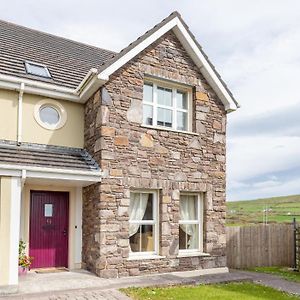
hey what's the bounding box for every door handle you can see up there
[63,229,67,236]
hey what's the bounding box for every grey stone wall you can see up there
[83,31,227,278]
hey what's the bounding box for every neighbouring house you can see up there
[0,11,238,293]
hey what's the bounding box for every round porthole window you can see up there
[34,99,67,130]
[39,105,60,126]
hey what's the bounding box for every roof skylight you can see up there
[24,61,51,78]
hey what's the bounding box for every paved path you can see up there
[3,289,130,300]
[233,270,300,296]
[1,269,300,299]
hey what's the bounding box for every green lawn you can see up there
[227,194,300,226]
[122,282,300,300]
[248,267,300,283]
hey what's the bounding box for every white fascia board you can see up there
[0,164,102,183]
[173,21,238,111]
[75,68,98,94]
[97,16,238,112]
[0,74,80,102]
[26,170,101,183]
[78,75,108,103]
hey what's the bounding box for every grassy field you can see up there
[227,194,300,226]
[123,283,300,300]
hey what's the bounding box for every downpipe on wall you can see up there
[17,82,25,145]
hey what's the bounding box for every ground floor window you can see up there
[179,193,203,253]
[129,191,158,255]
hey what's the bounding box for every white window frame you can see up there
[34,99,67,130]
[24,60,52,78]
[129,190,159,257]
[179,193,204,255]
[143,79,192,132]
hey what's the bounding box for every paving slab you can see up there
[4,268,300,299]
[0,269,252,299]
[233,270,300,296]
[2,289,131,300]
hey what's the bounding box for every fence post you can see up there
[293,218,298,271]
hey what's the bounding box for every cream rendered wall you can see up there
[22,94,84,148]
[0,90,18,141]
[0,89,84,148]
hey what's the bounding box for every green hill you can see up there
[226,194,300,226]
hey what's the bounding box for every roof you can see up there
[0,19,115,89]
[96,11,239,111]
[0,12,238,111]
[0,140,99,172]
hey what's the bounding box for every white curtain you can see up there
[128,193,148,237]
[180,196,199,249]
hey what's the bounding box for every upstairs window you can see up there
[25,61,51,78]
[143,81,191,132]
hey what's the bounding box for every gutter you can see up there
[74,68,98,94]
[17,82,25,145]
[0,74,80,101]
[0,163,103,185]
[0,163,102,176]
[0,69,109,103]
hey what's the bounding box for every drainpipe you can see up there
[17,83,25,145]
[21,169,27,187]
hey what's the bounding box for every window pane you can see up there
[130,226,141,252]
[180,195,198,221]
[176,91,187,109]
[143,104,153,125]
[27,64,50,77]
[179,224,199,250]
[157,108,172,128]
[143,83,153,102]
[142,193,153,220]
[44,204,53,217]
[129,193,151,222]
[129,225,154,252]
[141,225,154,252]
[157,86,172,106]
[39,106,60,125]
[177,111,188,131]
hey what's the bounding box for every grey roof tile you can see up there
[0,12,237,107]
[0,140,99,172]
[0,19,115,88]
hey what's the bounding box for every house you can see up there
[0,11,238,293]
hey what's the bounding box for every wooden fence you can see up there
[295,223,300,271]
[226,224,294,269]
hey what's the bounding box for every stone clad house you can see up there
[0,12,238,293]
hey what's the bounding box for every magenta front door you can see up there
[29,191,69,269]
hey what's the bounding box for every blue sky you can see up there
[2,0,300,201]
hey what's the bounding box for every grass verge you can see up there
[122,282,299,300]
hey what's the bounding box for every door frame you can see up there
[20,185,83,270]
[29,190,69,268]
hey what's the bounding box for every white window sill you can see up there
[127,254,166,261]
[141,125,199,136]
[177,252,210,258]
